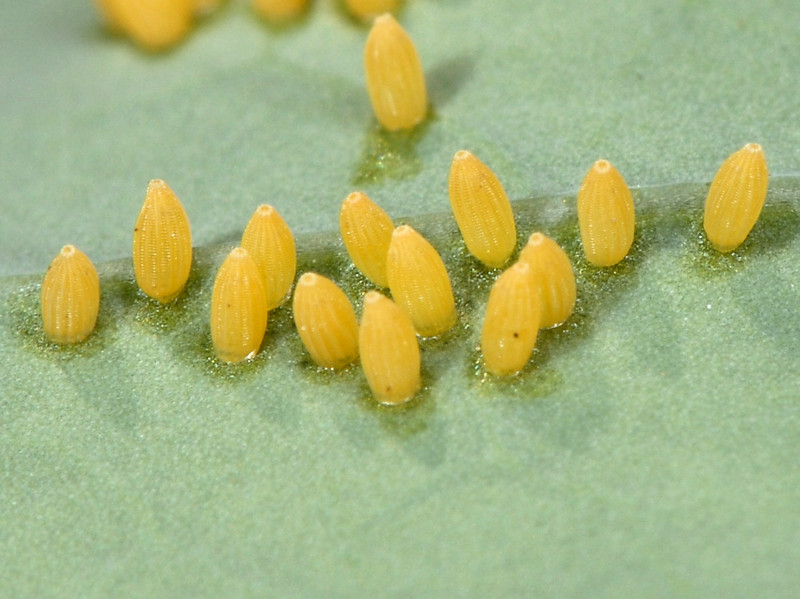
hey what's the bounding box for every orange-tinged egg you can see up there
[241,204,297,311]
[132,179,193,303]
[364,13,427,131]
[339,191,394,287]
[386,225,456,337]
[41,245,100,345]
[703,143,769,253]
[480,262,540,376]
[210,248,268,364]
[577,159,635,267]
[293,273,359,370]
[448,149,516,268]
[518,232,576,328]
[359,291,420,404]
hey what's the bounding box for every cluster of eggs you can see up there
[48,11,771,404]
[39,138,770,405]
[93,0,402,51]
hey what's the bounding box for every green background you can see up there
[2,1,799,596]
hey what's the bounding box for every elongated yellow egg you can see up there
[577,159,635,267]
[241,204,296,311]
[703,143,769,253]
[339,191,394,287]
[448,150,516,268]
[252,0,309,20]
[359,291,420,404]
[133,179,193,303]
[386,225,456,337]
[293,273,359,370]
[99,0,194,51]
[346,0,400,21]
[364,13,427,131]
[210,248,268,364]
[480,262,540,376]
[518,232,576,328]
[41,245,100,345]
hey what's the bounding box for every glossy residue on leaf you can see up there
[448,149,516,268]
[359,291,420,405]
[241,204,297,311]
[577,159,635,267]
[518,232,576,328]
[293,272,359,370]
[364,13,427,131]
[703,143,769,253]
[210,247,268,364]
[386,225,456,337]
[339,191,394,288]
[41,245,101,345]
[480,262,540,376]
[132,179,193,303]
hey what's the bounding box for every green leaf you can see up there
[2,1,800,597]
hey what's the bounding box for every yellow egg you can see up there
[132,179,193,303]
[293,273,359,370]
[210,248,268,364]
[577,159,635,267]
[480,262,540,376]
[703,143,769,253]
[339,191,394,288]
[345,0,400,21]
[241,204,297,311]
[97,0,194,51]
[386,225,456,337]
[364,13,427,131]
[448,149,517,268]
[41,245,100,345]
[359,291,421,404]
[518,232,576,328]
[252,0,309,20]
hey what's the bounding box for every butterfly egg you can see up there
[41,245,100,345]
[364,13,428,131]
[252,0,310,20]
[339,191,394,288]
[102,0,194,51]
[359,291,421,405]
[703,143,769,253]
[345,0,401,21]
[480,262,540,376]
[577,159,636,267]
[386,225,457,337]
[133,179,193,303]
[293,273,359,370]
[448,150,517,268]
[241,204,297,311]
[518,232,576,328]
[210,248,268,364]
